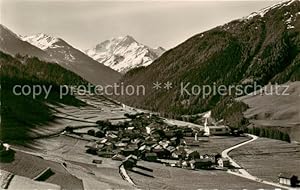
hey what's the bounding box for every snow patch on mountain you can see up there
[21,33,61,50]
[286,14,295,29]
[244,0,299,20]
[21,33,79,63]
[85,35,165,73]
[284,7,299,29]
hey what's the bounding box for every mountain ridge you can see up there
[21,33,62,50]
[0,25,121,86]
[0,24,52,62]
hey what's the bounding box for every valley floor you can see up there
[1,94,299,190]
[127,161,275,190]
[230,137,300,183]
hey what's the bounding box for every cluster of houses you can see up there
[164,153,231,170]
[82,113,231,171]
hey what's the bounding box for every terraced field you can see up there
[67,160,132,189]
[237,82,300,143]
[2,95,138,190]
[10,94,132,143]
[127,161,276,190]
[230,137,300,183]
[13,135,132,190]
[0,151,83,190]
[185,136,250,155]
[8,175,61,190]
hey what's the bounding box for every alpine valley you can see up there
[1,1,300,190]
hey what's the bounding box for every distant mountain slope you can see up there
[85,35,165,73]
[20,33,122,85]
[0,26,121,85]
[21,33,80,63]
[237,81,300,142]
[22,33,122,85]
[116,0,300,125]
[0,25,51,61]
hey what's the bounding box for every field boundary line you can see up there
[222,134,290,190]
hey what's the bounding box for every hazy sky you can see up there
[1,0,279,50]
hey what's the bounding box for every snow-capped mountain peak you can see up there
[85,36,165,73]
[21,33,61,50]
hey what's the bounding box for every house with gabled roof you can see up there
[278,173,299,187]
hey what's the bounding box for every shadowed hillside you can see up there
[0,52,87,144]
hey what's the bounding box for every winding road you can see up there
[221,134,292,190]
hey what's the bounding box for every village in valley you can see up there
[82,111,232,171]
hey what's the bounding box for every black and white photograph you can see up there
[0,0,299,189]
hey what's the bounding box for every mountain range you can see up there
[0,25,166,83]
[1,0,299,135]
[0,25,121,86]
[85,35,165,73]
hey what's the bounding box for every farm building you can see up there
[106,134,118,141]
[207,125,230,135]
[186,150,200,160]
[217,158,230,168]
[278,173,299,187]
[121,138,131,143]
[165,146,176,153]
[122,155,138,169]
[92,159,102,164]
[112,154,126,161]
[144,152,158,162]
[190,158,213,169]
[96,151,115,158]
[121,148,138,156]
[152,145,171,158]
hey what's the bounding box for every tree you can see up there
[95,130,105,138]
[87,129,95,136]
[65,126,73,133]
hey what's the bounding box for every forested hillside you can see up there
[117,1,300,129]
[0,52,87,143]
